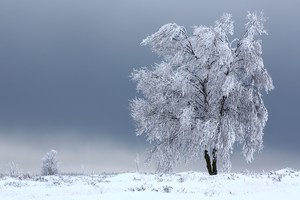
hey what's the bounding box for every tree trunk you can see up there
[212,148,217,175]
[204,150,213,175]
[204,149,218,175]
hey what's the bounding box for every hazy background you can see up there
[0,0,299,174]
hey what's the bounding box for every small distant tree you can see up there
[8,161,20,177]
[134,154,140,173]
[41,150,59,175]
[130,12,273,174]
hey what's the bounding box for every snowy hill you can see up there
[0,168,299,200]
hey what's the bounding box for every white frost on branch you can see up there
[130,12,273,172]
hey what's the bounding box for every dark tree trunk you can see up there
[212,148,217,175]
[204,150,213,175]
[204,149,218,175]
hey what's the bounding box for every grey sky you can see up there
[0,0,299,173]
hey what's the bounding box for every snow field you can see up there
[0,168,299,200]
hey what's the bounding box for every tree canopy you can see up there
[130,12,273,172]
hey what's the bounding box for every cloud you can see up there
[0,131,145,174]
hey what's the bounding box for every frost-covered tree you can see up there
[130,12,273,174]
[7,162,21,177]
[41,150,59,175]
[134,154,140,173]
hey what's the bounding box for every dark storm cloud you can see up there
[0,0,299,172]
[0,1,135,137]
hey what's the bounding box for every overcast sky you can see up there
[0,0,299,174]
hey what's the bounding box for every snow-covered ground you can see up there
[0,168,299,200]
